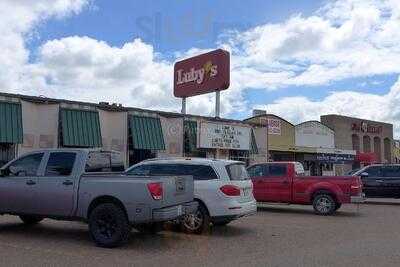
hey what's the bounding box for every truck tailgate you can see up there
[156,175,194,208]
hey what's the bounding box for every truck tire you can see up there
[19,215,43,225]
[88,203,130,248]
[134,222,164,234]
[312,194,336,215]
[334,203,342,211]
[181,202,210,235]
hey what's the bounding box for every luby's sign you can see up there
[174,49,230,98]
[351,121,382,134]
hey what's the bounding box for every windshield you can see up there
[226,163,250,180]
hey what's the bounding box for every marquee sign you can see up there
[199,122,250,150]
[174,49,230,98]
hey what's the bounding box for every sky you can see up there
[1,0,400,137]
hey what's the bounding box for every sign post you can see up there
[215,91,220,118]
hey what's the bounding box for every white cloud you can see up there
[255,76,400,138]
[228,0,400,87]
[1,0,400,134]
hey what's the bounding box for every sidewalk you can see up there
[364,198,400,205]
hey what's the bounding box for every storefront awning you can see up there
[129,116,165,150]
[60,109,102,147]
[184,120,197,152]
[355,152,377,164]
[250,129,258,154]
[0,102,23,144]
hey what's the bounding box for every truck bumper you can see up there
[351,193,366,204]
[152,201,198,222]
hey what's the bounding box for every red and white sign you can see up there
[174,49,230,98]
[268,119,281,135]
[351,121,382,134]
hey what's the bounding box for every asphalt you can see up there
[0,203,399,267]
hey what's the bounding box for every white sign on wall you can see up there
[268,119,281,135]
[199,122,251,150]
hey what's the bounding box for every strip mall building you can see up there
[0,92,394,175]
[0,92,260,168]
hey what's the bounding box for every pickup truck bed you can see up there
[248,162,364,215]
[0,149,197,247]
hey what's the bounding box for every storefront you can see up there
[245,113,296,162]
[294,121,355,176]
[321,115,394,173]
[0,92,261,168]
[0,99,23,166]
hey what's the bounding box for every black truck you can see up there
[354,164,400,198]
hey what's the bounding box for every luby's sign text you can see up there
[174,49,230,98]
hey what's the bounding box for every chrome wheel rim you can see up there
[316,197,333,213]
[183,210,203,231]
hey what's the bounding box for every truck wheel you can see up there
[313,194,336,215]
[88,203,130,248]
[135,222,164,234]
[19,215,43,225]
[181,203,210,234]
[334,203,342,211]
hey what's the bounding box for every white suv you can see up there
[126,158,257,234]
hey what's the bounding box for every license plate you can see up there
[175,177,185,193]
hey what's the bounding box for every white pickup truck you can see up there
[0,149,197,248]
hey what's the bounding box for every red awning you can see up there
[355,152,377,164]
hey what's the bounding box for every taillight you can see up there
[350,178,362,196]
[147,182,163,200]
[220,185,241,196]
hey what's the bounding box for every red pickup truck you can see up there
[247,162,364,215]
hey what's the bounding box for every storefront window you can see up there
[0,143,15,167]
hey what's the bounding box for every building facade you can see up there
[0,93,259,168]
[321,115,393,173]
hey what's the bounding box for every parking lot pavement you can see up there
[0,204,399,267]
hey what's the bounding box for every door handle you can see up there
[62,180,73,186]
[26,180,36,186]
[376,179,384,183]
[282,180,289,185]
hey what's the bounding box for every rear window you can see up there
[268,164,287,177]
[127,163,218,180]
[85,151,124,172]
[226,164,250,181]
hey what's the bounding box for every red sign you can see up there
[351,121,382,134]
[174,49,230,98]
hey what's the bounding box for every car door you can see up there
[248,165,267,201]
[361,166,384,197]
[0,152,45,214]
[264,164,291,203]
[381,166,400,198]
[35,152,77,216]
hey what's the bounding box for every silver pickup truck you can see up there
[0,149,197,248]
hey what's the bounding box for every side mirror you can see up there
[360,172,369,177]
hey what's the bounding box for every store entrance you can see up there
[0,143,15,167]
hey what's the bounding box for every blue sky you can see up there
[2,0,400,135]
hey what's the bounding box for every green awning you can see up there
[60,109,102,147]
[184,120,197,152]
[0,102,23,144]
[129,116,165,150]
[250,129,258,154]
